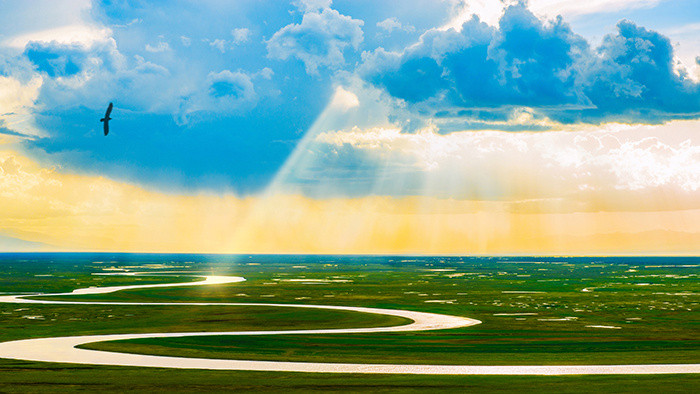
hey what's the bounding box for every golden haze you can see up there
[1,150,697,255]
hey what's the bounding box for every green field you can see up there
[0,253,698,392]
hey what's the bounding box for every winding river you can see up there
[0,274,698,375]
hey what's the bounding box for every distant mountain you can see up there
[0,234,52,252]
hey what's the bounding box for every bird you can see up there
[100,102,113,136]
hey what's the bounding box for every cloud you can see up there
[0,75,42,137]
[293,0,333,13]
[362,3,700,126]
[144,41,170,53]
[255,67,274,80]
[207,70,255,101]
[282,118,700,207]
[24,40,123,78]
[443,0,667,29]
[267,4,364,75]
[329,86,359,111]
[376,17,414,34]
[3,24,112,49]
[363,4,585,114]
[441,0,506,28]
[20,38,129,109]
[573,20,700,123]
[231,28,251,44]
[175,70,258,123]
[207,38,227,53]
[15,34,265,126]
[204,29,251,53]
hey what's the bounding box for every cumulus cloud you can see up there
[18,38,136,111]
[376,17,415,34]
[444,0,667,29]
[573,21,700,123]
[267,3,363,75]
[255,67,274,80]
[144,41,170,53]
[231,28,251,44]
[175,70,259,123]
[362,3,700,126]
[207,70,255,101]
[14,33,265,126]
[24,39,124,78]
[207,38,228,53]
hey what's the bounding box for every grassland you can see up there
[0,359,698,393]
[0,253,698,392]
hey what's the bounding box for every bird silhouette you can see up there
[100,102,113,136]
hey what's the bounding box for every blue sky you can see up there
[0,0,699,194]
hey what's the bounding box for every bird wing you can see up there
[105,102,113,118]
[103,119,109,136]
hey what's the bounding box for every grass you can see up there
[85,333,700,366]
[0,303,409,342]
[0,253,698,392]
[0,359,698,393]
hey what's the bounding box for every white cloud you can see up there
[2,24,112,49]
[329,86,359,111]
[293,0,333,12]
[176,70,258,123]
[207,70,256,101]
[207,38,227,53]
[145,41,171,53]
[255,67,274,80]
[307,120,700,204]
[0,76,41,117]
[19,38,128,107]
[0,155,45,198]
[206,30,251,53]
[0,76,43,137]
[441,0,506,29]
[231,28,251,44]
[267,7,364,75]
[376,17,415,34]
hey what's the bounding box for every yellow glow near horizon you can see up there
[0,149,698,254]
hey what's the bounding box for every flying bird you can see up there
[100,102,113,136]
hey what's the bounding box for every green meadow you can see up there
[0,253,698,392]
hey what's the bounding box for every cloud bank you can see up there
[363,3,700,126]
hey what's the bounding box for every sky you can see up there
[0,0,698,254]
